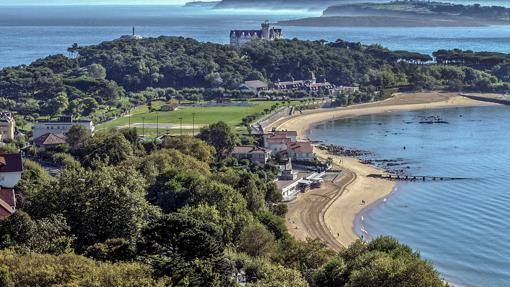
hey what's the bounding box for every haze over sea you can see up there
[310,106,510,287]
[2,1,510,68]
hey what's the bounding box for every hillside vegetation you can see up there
[0,123,448,286]
[2,36,510,126]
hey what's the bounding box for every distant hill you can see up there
[214,0,344,10]
[185,1,220,8]
[278,1,510,27]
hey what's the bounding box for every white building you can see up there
[286,142,316,162]
[0,154,23,188]
[33,116,95,139]
[230,21,283,47]
[239,80,269,94]
[263,131,298,153]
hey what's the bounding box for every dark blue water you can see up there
[310,106,510,287]
[1,5,510,68]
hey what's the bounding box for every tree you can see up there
[0,265,13,287]
[0,211,74,255]
[37,166,155,249]
[161,135,215,164]
[147,169,207,213]
[139,212,224,261]
[78,132,134,167]
[16,159,56,211]
[86,63,107,79]
[66,124,91,150]
[238,223,276,258]
[312,237,447,287]
[42,91,68,116]
[0,250,166,287]
[197,121,237,157]
[133,149,210,184]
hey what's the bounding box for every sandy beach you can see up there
[271,92,497,248]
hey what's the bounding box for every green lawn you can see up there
[99,100,299,131]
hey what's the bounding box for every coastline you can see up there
[269,92,498,248]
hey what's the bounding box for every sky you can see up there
[0,0,187,5]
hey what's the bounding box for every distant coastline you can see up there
[279,1,510,27]
[278,15,500,27]
[184,1,220,8]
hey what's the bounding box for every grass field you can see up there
[99,100,300,131]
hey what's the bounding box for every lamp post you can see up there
[178,117,183,139]
[192,112,196,135]
[156,113,159,137]
[142,117,145,137]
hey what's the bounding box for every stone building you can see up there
[230,21,283,46]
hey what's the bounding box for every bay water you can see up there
[310,106,510,287]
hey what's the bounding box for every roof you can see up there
[232,146,271,155]
[243,80,268,89]
[34,133,68,147]
[0,188,15,218]
[287,142,314,154]
[0,154,23,173]
[231,30,262,38]
[0,188,15,207]
[273,131,298,137]
[37,116,93,124]
[266,138,291,145]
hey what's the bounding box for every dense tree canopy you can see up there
[1,36,508,124]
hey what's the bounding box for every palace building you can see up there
[230,21,283,46]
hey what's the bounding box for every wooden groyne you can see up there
[461,94,510,105]
[368,174,470,182]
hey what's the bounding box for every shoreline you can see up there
[269,92,498,247]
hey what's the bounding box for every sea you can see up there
[310,106,510,287]
[1,3,510,68]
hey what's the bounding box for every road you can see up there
[286,170,356,251]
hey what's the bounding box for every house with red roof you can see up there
[286,142,316,162]
[231,146,272,164]
[0,153,23,219]
[0,188,15,219]
[34,133,68,149]
[263,130,298,153]
[0,153,23,188]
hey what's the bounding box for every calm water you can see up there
[310,106,510,287]
[2,5,510,68]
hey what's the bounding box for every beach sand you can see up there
[271,92,496,248]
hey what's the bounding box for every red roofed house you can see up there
[34,133,68,149]
[231,146,272,164]
[286,142,315,162]
[263,130,298,153]
[0,153,23,219]
[271,131,297,142]
[0,154,23,188]
[0,188,15,218]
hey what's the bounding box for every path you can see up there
[286,169,356,251]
